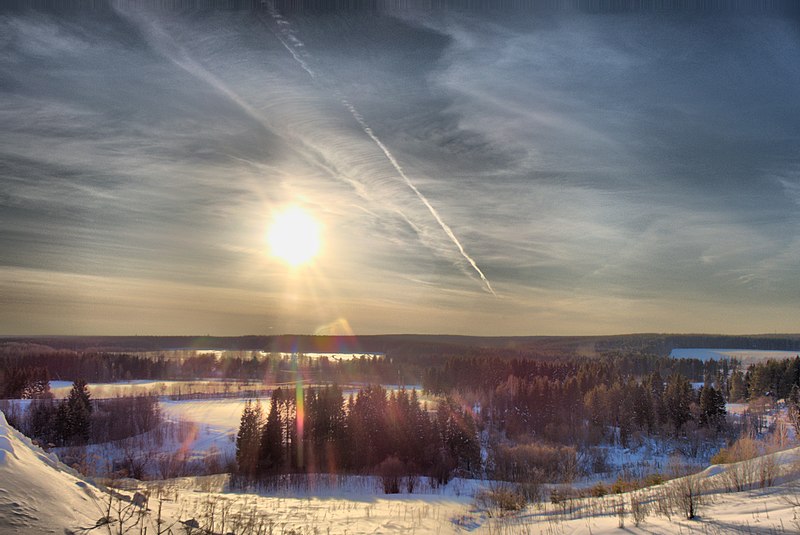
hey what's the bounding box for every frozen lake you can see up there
[670,348,800,364]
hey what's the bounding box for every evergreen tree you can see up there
[236,400,263,477]
[644,370,667,428]
[632,382,655,433]
[728,370,746,402]
[258,389,284,475]
[437,396,480,477]
[348,385,388,470]
[698,385,726,430]
[64,380,92,445]
[27,399,57,445]
[306,384,345,471]
[54,400,70,446]
[664,374,693,435]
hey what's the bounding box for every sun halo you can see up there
[268,206,321,267]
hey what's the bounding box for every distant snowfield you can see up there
[49,379,258,399]
[4,409,800,534]
[48,379,423,400]
[671,348,800,363]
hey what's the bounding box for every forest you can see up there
[3,342,800,491]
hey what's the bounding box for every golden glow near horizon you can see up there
[268,206,321,267]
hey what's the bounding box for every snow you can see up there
[262,351,386,361]
[0,410,108,533]
[671,348,800,364]
[131,452,800,535]
[159,397,257,457]
[726,403,750,415]
[49,379,258,399]
[6,406,800,534]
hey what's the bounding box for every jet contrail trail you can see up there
[341,100,496,295]
[261,2,496,295]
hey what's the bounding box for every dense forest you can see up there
[3,341,800,487]
[235,385,479,489]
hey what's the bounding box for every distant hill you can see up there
[3,333,800,360]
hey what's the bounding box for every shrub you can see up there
[612,475,638,494]
[630,491,649,527]
[757,455,778,488]
[643,473,665,487]
[590,482,608,497]
[475,484,527,516]
[713,437,762,492]
[711,437,759,465]
[377,456,405,494]
[517,481,543,503]
[667,465,704,520]
[491,442,577,483]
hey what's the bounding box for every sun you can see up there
[268,206,321,267]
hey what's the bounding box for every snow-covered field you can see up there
[671,348,800,364]
[159,397,255,458]
[5,408,800,534]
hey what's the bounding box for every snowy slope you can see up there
[0,410,107,534]
[5,403,800,534]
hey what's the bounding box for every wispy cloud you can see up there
[1,6,799,334]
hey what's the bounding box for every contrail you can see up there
[341,100,496,295]
[263,3,317,80]
[261,2,496,295]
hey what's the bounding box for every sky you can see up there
[1,1,800,336]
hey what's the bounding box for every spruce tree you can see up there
[699,385,726,429]
[236,400,263,477]
[258,389,284,475]
[664,374,693,435]
[65,380,92,445]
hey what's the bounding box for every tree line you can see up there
[7,379,162,447]
[0,351,397,392]
[484,370,726,448]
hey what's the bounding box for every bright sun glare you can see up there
[268,206,321,267]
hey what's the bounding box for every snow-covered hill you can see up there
[0,411,109,533]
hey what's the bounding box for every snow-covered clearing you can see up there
[159,397,255,458]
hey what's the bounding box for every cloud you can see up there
[1,6,799,334]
